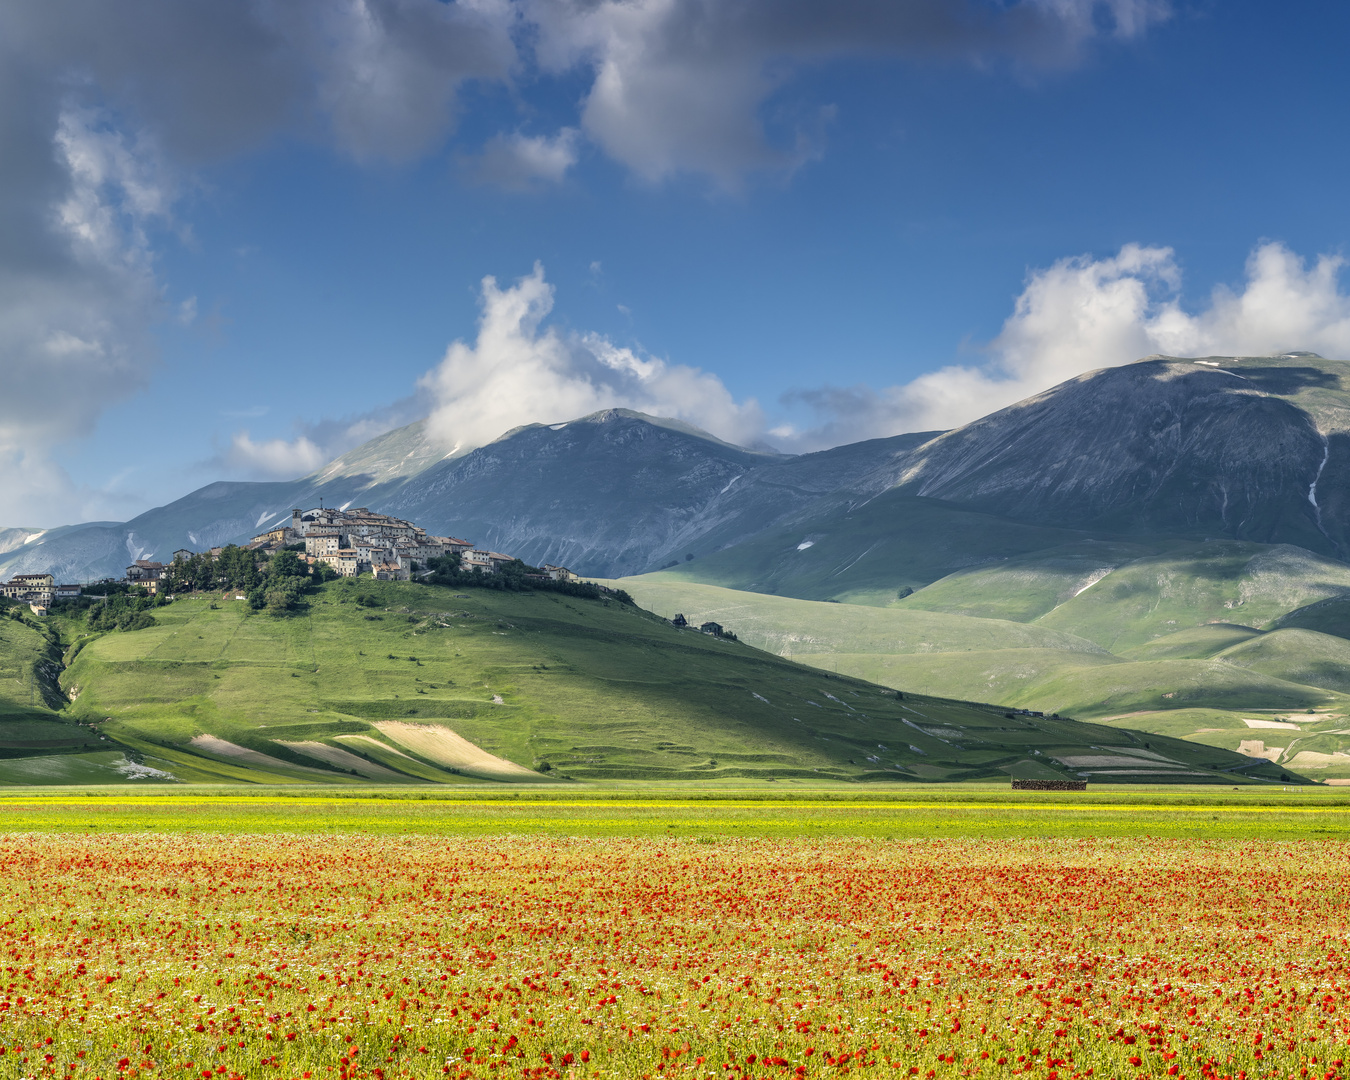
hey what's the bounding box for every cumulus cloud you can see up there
[214,395,429,481]
[466,128,580,188]
[0,0,1170,521]
[0,0,519,523]
[526,0,1170,185]
[782,241,1350,449]
[0,103,169,525]
[218,239,1350,479]
[421,263,763,451]
[223,432,329,479]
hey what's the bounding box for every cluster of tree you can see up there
[423,553,633,605]
[158,546,334,615]
[86,592,164,632]
[164,545,264,594]
[248,549,335,615]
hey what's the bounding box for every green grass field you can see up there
[0,578,1302,786]
[613,568,1350,780]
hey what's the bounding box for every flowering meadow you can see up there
[0,834,1347,1080]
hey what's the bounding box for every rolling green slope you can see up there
[0,612,106,765]
[1271,595,1350,640]
[0,579,1292,785]
[655,493,1092,606]
[1119,624,1264,660]
[1211,628,1350,695]
[596,578,1109,659]
[611,574,1350,781]
[897,540,1350,651]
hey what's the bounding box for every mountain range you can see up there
[16,351,1350,590]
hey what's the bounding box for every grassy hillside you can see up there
[0,579,1296,785]
[898,540,1350,650]
[612,575,1350,781]
[595,578,1109,659]
[0,611,105,761]
[653,493,1093,606]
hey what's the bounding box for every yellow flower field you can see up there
[0,834,1346,1080]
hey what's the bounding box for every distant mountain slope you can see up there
[310,418,459,486]
[13,352,1350,593]
[892,354,1350,556]
[376,410,786,574]
[0,410,933,582]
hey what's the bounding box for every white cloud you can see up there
[0,0,1173,522]
[782,241,1350,449]
[0,0,518,523]
[291,0,519,162]
[421,263,763,451]
[223,431,329,478]
[213,395,429,481]
[526,0,1170,185]
[467,128,580,188]
[0,106,170,525]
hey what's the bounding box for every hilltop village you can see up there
[134,506,578,591]
[0,506,740,641]
[0,506,576,613]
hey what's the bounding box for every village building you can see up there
[458,550,521,574]
[1,573,56,607]
[304,529,342,557]
[12,572,55,593]
[255,525,301,546]
[125,561,166,583]
[97,507,556,592]
[318,549,361,577]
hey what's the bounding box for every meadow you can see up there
[611,552,1350,781]
[0,785,1348,839]
[1,801,1349,1080]
[0,582,1290,787]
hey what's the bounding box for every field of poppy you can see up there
[1,829,1348,1080]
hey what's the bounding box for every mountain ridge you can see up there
[11,353,1350,591]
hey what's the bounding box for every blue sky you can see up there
[7,0,1350,526]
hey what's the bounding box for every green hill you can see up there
[610,574,1350,782]
[0,612,105,756]
[0,580,1299,785]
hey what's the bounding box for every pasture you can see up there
[0,784,1348,839]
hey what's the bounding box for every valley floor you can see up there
[1,783,1347,839]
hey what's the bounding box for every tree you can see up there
[267,549,306,581]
